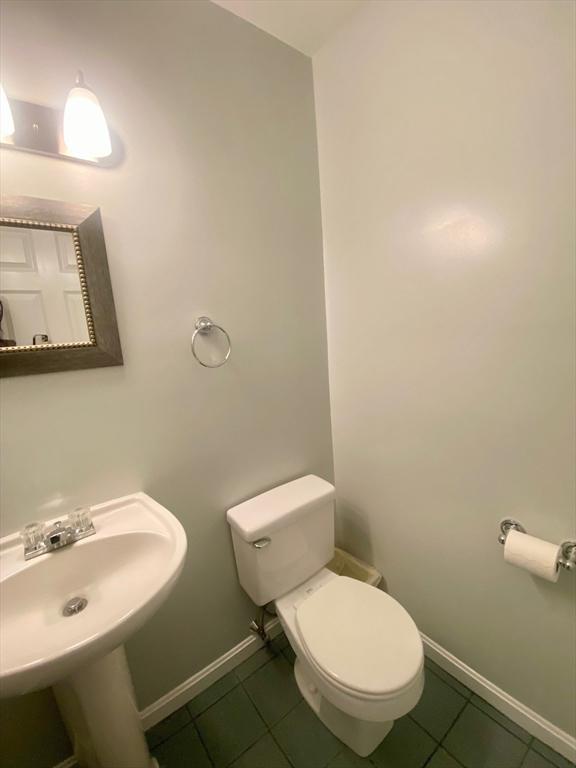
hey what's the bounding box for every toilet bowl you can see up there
[275,568,424,756]
[226,474,424,756]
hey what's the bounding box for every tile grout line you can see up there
[269,728,298,768]
[424,660,473,701]
[154,647,297,768]
[407,663,468,746]
[421,744,450,768]
[438,699,531,768]
[441,744,470,767]
[467,695,532,745]
[185,670,242,719]
[152,633,568,768]
[147,708,195,751]
[221,655,295,768]
[220,729,267,768]
[531,741,576,768]
[192,718,216,768]
[518,739,534,768]
[237,668,303,767]
[407,705,461,748]
[219,683,268,768]
[407,713,442,745]
[241,680,304,731]
[438,698,470,759]
[214,696,299,768]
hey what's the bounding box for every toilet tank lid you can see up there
[226,475,335,541]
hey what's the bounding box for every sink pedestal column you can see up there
[53,646,155,768]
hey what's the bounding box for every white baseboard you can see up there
[53,758,76,768]
[140,617,282,730]
[140,623,575,762]
[53,619,281,768]
[422,633,576,763]
[54,622,575,767]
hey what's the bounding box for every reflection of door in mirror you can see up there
[0,226,89,347]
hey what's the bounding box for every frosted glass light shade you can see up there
[0,84,15,139]
[63,79,111,160]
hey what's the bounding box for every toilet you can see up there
[227,475,424,757]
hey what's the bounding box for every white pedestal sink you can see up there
[0,493,187,768]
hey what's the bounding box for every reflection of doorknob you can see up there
[32,334,49,345]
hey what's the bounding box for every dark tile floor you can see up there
[147,633,575,768]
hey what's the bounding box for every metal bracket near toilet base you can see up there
[249,609,269,643]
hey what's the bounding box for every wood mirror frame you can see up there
[0,196,123,377]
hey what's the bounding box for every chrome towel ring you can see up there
[191,316,231,368]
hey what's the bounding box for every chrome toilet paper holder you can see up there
[497,519,576,572]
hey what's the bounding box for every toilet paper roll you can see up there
[504,530,561,582]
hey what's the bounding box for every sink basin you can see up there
[0,492,187,698]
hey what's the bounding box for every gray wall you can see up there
[0,1,333,765]
[314,0,575,737]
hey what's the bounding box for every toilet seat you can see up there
[295,576,423,698]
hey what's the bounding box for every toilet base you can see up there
[294,659,393,757]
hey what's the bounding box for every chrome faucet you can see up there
[22,508,95,561]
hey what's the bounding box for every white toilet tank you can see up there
[227,475,335,605]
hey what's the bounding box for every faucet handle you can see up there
[21,521,46,552]
[67,506,93,534]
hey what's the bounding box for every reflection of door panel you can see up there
[0,291,47,343]
[56,231,78,272]
[0,227,36,271]
[65,291,89,339]
[0,227,89,346]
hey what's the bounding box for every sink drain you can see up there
[62,596,88,616]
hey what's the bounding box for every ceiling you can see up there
[210,0,368,56]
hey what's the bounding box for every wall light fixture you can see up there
[63,71,111,160]
[0,72,118,167]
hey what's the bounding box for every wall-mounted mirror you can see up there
[0,196,122,377]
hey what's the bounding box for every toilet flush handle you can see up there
[252,537,271,549]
